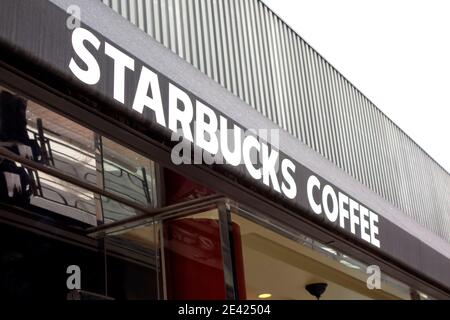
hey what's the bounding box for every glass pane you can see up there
[101,137,157,222]
[231,209,413,300]
[0,220,106,300]
[162,208,227,299]
[0,86,159,227]
[30,169,97,225]
[26,100,97,186]
[0,86,99,225]
[105,219,161,299]
[101,196,142,224]
[0,84,161,300]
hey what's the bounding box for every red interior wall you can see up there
[163,169,247,299]
[164,218,246,300]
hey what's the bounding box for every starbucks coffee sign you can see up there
[68,27,380,248]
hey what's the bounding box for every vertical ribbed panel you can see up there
[101,0,450,242]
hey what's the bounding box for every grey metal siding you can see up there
[101,0,450,242]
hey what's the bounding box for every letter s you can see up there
[281,159,297,199]
[69,28,101,85]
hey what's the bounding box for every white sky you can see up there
[262,0,450,173]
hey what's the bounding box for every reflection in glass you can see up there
[29,169,97,225]
[0,86,158,226]
[101,197,142,224]
[105,219,160,299]
[102,137,156,222]
[163,209,229,300]
[0,85,162,300]
[232,209,414,300]
[26,100,97,185]
[0,222,106,300]
[0,88,35,205]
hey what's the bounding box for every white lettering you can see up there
[349,198,360,235]
[369,211,380,248]
[261,143,281,193]
[243,135,261,180]
[338,192,349,229]
[69,28,101,85]
[219,116,242,166]
[360,205,371,243]
[104,42,135,104]
[307,175,322,215]
[168,84,194,142]
[132,66,166,127]
[281,159,297,199]
[322,184,338,222]
[195,101,218,155]
[306,175,381,248]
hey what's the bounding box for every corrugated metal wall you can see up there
[100,0,450,242]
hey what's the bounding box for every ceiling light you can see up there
[419,292,429,299]
[339,259,361,269]
[319,245,337,255]
[258,293,272,299]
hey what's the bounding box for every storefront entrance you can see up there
[85,196,413,300]
[0,73,432,300]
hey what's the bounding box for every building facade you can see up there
[0,0,448,300]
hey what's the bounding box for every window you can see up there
[231,207,416,300]
[0,85,158,227]
[0,84,161,300]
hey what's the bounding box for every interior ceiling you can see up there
[232,214,408,300]
[243,243,370,300]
